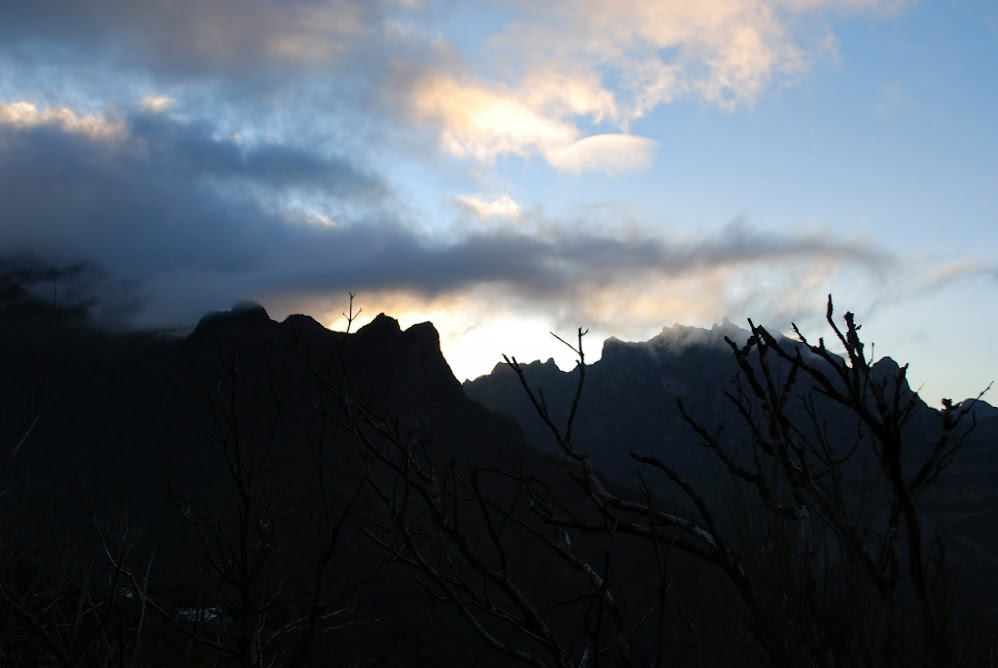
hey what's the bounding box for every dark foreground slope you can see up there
[0,292,524,665]
[0,286,745,667]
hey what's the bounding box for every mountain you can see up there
[467,319,776,485]
[465,320,998,599]
[4,268,995,665]
[0,285,749,667]
[0,288,527,665]
[466,318,997,478]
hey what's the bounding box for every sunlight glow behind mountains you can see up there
[0,0,995,402]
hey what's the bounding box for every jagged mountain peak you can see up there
[359,312,401,335]
[403,320,442,345]
[481,356,560,378]
[281,312,325,334]
[193,300,272,337]
[655,318,751,348]
[963,398,998,418]
[598,320,752,369]
[355,315,443,351]
[872,355,901,371]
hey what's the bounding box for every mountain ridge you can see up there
[3,273,996,664]
[0,286,758,666]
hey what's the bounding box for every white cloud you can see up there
[410,75,578,161]
[772,0,911,13]
[485,0,807,118]
[0,0,911,177]
[138,95,176,113]
[410,75,658,173]
[400,0,905,170]
[0,101,125,140]
[456,193,523,219]
[547,134,658,174]
[518,67,622,124]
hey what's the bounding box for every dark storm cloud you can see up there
[0,108,386,315]
[333,227,886,297]
[0,0,398,80]
[126,113,381,195]
[0,110,891,326]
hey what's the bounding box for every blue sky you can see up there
[0,0,995,403]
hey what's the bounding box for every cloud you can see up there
[455,194,523,219]
[869,257,998,307]
[121,111,383,195]
[409,74,658,172]
[479,0,809,121]
[305,251,883,382]
[393,0,905,170]
[585,0,803,109]
[0,102,385,314]
[0,100,895,328]
[0,101,125,139]
[772,0,911,13]
[0,1,406,79]
[138,95,175,113]
[410,74,578,162]
[0,0,911,179]
[547,134,658,173]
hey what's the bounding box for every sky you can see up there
[0,0,995,403]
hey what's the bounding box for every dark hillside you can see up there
[465,321,998,619]
[0,283,746,667]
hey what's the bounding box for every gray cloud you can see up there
[125,112,382,195]
[0,0,449,171]
[0,108,893,327]
[0,109,384,312]
[0,1,401,81]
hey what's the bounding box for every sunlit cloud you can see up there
[1,0,910,176]
[399,0,902,171]
[409,75,658,172]
[772,0,912,13]
[547,134,658,174]
[138,95,176,113]
[455,193,523,219]
[0,101,125,140]
[482,0,808,121]
[332,245,991,388]
[274,250,891,382]
[518,67,622,124]
[594,0,801,109]
[410,74,577,162]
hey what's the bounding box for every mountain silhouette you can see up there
[465,322,998,592]
[2,277,995,665]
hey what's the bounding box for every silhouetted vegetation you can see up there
[1,283,995,667]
